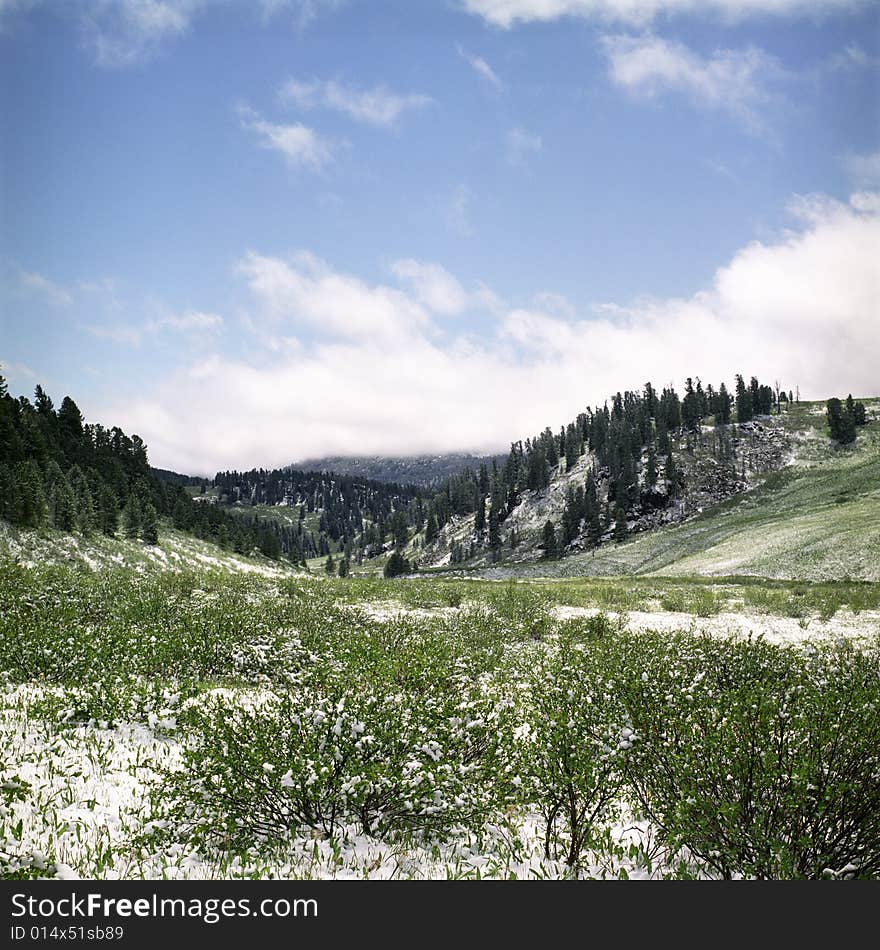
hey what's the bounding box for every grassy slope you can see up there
[0,521,304,578]
[476,400,880,582]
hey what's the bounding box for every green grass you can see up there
[3,558,878,880]
[469,399,880,582]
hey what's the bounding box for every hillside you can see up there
[290,453,505,488]
[0,519,302,578]
[463,400,880,582]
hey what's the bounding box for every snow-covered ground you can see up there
[1,684,673,881]
[550,605,880,647]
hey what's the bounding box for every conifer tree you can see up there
[735,375,752,423]
[645,440,658,491]
[50,477,77,531]
[16,461,46,528]
[541,520,557,559]
[682,377,700,431]
[488,506,501,554]
[585,474,601,545]
[424,511,438,545]
[475,495,486,536]
[657,419,671,457]
[325,554,335,575]
[140,502,159,545]
[172,497,191,530]
[123,495,142,539]
[66,465,95,537]
[716,382,732,424]
[665,453,680,500]
[98,486,118,536]
[614,503,627,542]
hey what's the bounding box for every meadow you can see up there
[2,560,878,880]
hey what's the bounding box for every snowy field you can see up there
[3,559,878,881]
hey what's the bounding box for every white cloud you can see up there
[238,105,333,170]
[154,310,223,333]
[456,45,504,90]
[85,323,146,346]
[4,1,343,64]
[17,268,73,307]
[532,291,576,319]
[462,0,867,29]
[279,78,431,127]
[79,0,203,68]
[602,34,780,128]
[259,0,344,31]
[506,126,543,166]
[0,360,38,385]
[105,191,880,474]
[237,250,428,341]
[845,150,880,186]
[86,308,223,346]
[390,259,502,317]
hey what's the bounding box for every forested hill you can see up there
[3,368,868,577]
[0,371,426,567]
[290,453,505,488]
[0,376,312,564]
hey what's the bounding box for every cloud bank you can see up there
[105,191,880,474]
[462,0,868,29]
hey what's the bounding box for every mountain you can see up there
[460,398,879,582]
[2,367,873,582]
[290,453,505,488]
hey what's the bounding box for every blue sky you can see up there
[1,0,879,474]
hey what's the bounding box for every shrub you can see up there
[517,634,629,871]
[155,634,515,848]
[617,633,880,879]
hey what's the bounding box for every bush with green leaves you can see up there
[616,632,880,879]
[0,774,56,880]
[153,625,515,851]
[515,630,630,871]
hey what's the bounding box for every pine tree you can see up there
[325,554,335,574]
[0,464,18,524]
[123,495,142,539]
[735,375,752,423]
[424,512,438,545]
[98,486,118,536]
[716,382,731,425]
[585,474,601,545]
[67,465,95,537]
[614,503,627,542]
[140,502,159,545]
[665,453,680,500]
[657,420,671,457]
[16,461,46,528]
[645,440,658,491]
[50,477,77,531]
[384,551,411,578]
[565,422,579,470]
[488,507,501,554]
[338,556,350,578]
[172,497,191,530]
[475,495,486,536]
[541,520,557,560]
[682,377,700,431]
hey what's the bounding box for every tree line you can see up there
[1,369,808,569]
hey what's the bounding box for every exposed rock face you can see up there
[566,417,793,551]
[418,417,795,568]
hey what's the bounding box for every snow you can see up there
[551,605,879,646]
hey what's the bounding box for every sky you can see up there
[1,0,878,476]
